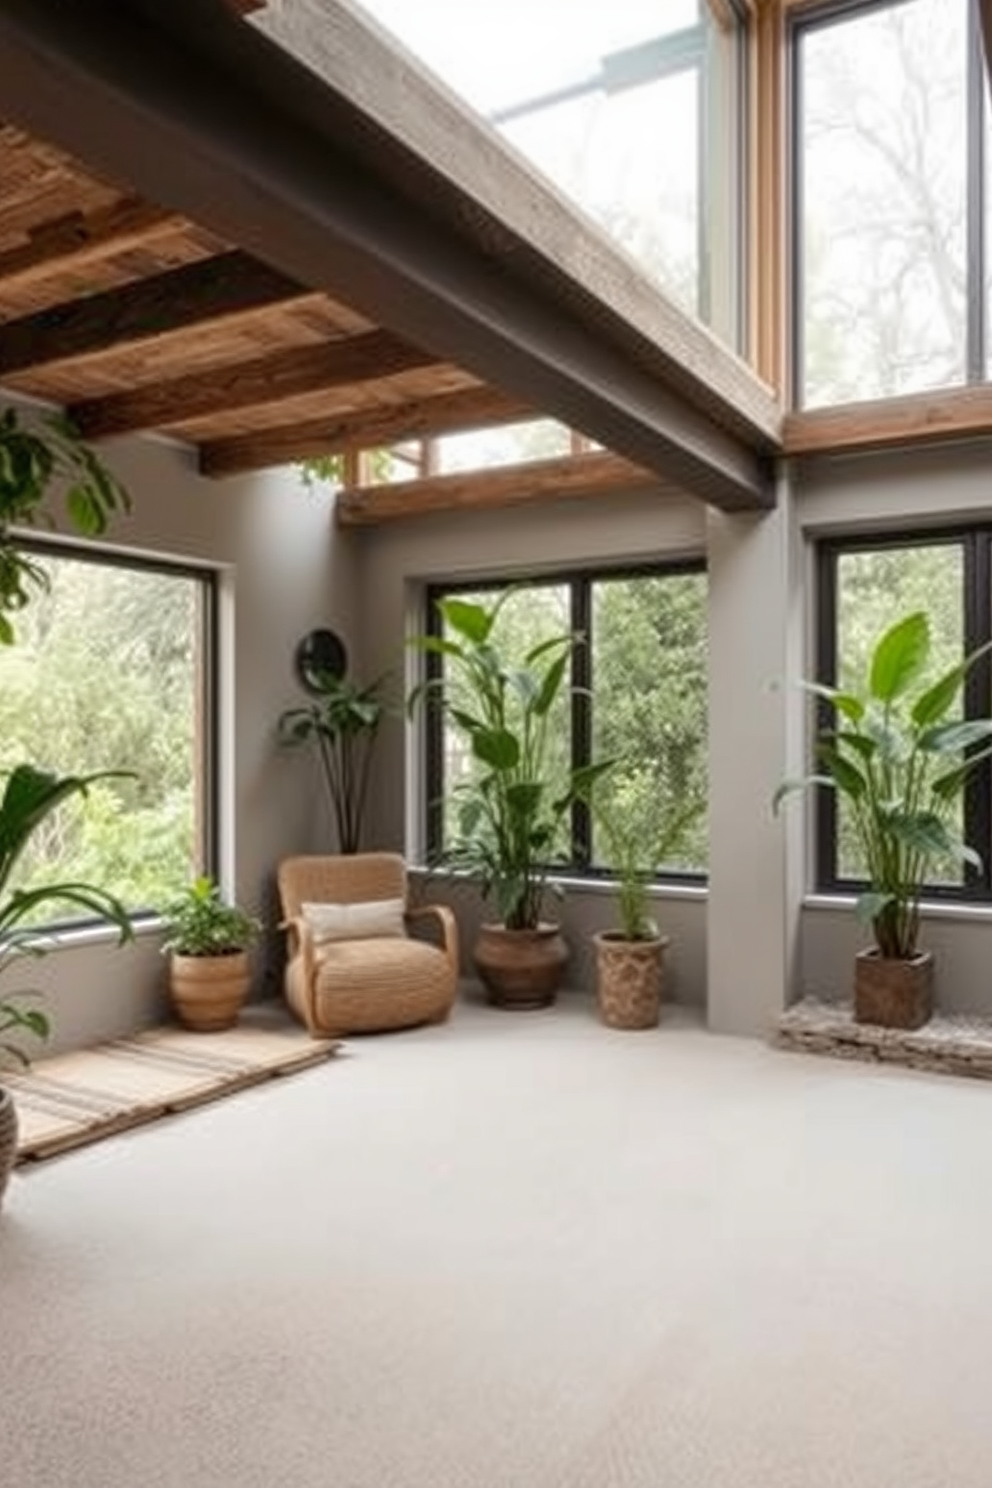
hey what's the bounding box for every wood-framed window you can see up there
[792,0,988,409]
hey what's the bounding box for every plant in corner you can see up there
[160,876,262,1032]
[408,591,613,1010]
[591,785,704,1031]
[277,670,386,854]
[774,610,992,1030]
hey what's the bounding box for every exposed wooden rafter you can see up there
[0,0,779,512]
[337,451,662,526]
[0,199,183,295]
[199,385,535,477]
[0,249,305,373]
[69,329,443,439]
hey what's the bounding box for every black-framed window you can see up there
[792,0,986,409]
[816,529,992,899]
[0,541,217,927]
[424,564,709,879]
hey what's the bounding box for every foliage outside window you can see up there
[425,566,708,878]
[816,532,992,898]
[796,0,984,408]
[356,0,745,342]
[0,545,214,925]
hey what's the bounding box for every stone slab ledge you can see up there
[776,996,992,1082]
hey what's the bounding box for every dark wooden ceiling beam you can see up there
[0,0,776,511]
[337,450,662,525]
[0,247,302,374]
[70,328,442,439]
[199,384,535,476]
[0,198,184,295]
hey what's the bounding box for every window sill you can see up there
[805,893,992,925]
[407,864,708,903]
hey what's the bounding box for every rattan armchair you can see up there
[277,853,458,1036]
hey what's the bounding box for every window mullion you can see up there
[964,532,992,893]
[571,579,592,871]
[966,0,986,381]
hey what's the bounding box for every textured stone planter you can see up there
[169,950,251,1031]
[854,948,933,1030]
[0,1085,17,1212]
[594,932,669,1029]
[473,923,568,1010]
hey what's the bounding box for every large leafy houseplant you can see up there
[774,610,992,1026]
[410,591,613,929]
[409,591,613,1009]
[277,671,385,854]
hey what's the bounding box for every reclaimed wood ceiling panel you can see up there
[0,122,530,481]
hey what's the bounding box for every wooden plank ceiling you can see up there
[0,0,783,523]
[0,123,539,510]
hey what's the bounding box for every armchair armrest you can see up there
[406,903,459,976]
[280,915,320,1032]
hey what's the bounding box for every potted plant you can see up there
[591,790,704,1030]
[278,670,386,854]
[774,610,992,1029]
[409,591,613,1009]
[161,875,262,1031]
[0,764,134,1208]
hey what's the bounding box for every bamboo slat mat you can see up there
[9,1016,338,1162]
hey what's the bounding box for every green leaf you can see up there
[855,890,894,926]
[437,598,492,645]
[771,775,836,814]
[472,728,519,770]
[918,719,992,755]
[911,661,968,727]
[534,652,568,716]
[815,742,867,800]
[797,679,865,723]
[869,611,929,703]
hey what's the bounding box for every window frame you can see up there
[789,0,989,409]
[6,536,219,927]
[815,526,992,902]
[423,560,708,885]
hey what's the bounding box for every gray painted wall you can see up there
[356,489,711,1007]
[25,426,992,1053]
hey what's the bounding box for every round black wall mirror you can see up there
[294,628,348,693]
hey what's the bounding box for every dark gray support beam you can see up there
[0,0,777,510]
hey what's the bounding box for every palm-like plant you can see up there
[0,763,134,1066]
[278,671,386,854]
[775,610,992,960]
[409,592,613,930]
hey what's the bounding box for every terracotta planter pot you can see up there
[473,923,568,1010]
[0,1085,18,1212]
[169,950,251,1031]
[854,948,933,1030]
[594,932,669,1030]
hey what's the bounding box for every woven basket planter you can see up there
[0,1086,18,1211]
[594,932,669,1030]
[169,950,251,1031]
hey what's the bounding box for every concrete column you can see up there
[706,471,805,1035]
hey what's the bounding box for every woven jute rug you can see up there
[8,1013,338,1162]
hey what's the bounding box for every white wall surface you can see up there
[11,430,357,1053]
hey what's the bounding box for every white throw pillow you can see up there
[301,898,406,943]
